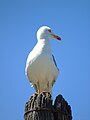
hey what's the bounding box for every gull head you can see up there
[37,26,61,41]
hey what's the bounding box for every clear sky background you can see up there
[0,0,89,120]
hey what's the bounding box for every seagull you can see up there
[25,26,61,94]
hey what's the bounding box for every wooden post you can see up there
[53,95,72,120]
[24,92,72,120]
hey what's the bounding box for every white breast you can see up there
[25,41,59,92]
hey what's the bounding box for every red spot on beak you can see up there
[57,37,61,40]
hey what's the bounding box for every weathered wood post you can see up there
[53,95,72,120]
[24,92,72,120]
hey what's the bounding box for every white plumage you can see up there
[25,26,61,94]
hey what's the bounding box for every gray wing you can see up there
[52,54,59,71]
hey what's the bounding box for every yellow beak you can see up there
[51,34,61,40]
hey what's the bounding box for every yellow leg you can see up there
[47,81,52,95]
[37,81,40,94]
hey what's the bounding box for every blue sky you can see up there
[0,0,89,120]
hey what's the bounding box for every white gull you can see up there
[25,26,61,94]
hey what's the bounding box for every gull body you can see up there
[25,26,61,94]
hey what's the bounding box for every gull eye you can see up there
[48,29,52,32]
